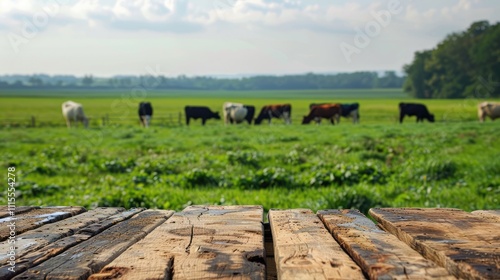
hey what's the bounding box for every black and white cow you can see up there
[223,102,256,125]
[138,102,153,127]
[223,102,248,124]
[254,104,292,125]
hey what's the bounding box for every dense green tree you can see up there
[404,20,500,99]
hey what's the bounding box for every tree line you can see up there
[404,20,500,99]
[0,71,404,91]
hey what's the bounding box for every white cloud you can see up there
[1,0,500,76]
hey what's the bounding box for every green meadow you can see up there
[0,89,498,213]
[0,88,484,126]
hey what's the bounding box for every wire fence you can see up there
[1,113,185,128]
[0,114,323,128]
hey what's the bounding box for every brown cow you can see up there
[302,104,342,124]
[254,104,292,125]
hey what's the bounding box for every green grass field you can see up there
[1,89,499,213]
[0,88,488,126]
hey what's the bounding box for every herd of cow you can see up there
[61,100,500,128]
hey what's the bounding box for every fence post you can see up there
[31,116,36,127]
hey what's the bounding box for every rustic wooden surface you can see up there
[0,206,39,218]
[0,206,498,280]
[269,209,364,280]
[370,208,500,280]
[0,206,85,242]
[90,205,265,280]
[471,210,500,222]
[318,209,455,280]
[0,208,143,278]
[14,210,171,280]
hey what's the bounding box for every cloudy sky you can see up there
[1,0,499,77]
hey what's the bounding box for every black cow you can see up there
[309,102,360,123]
[254,104,292,125]
[399,102,435,123]
[184,106,221,126]
[228,105,255,125]
[138,102,153,127]
[340,103,360,123]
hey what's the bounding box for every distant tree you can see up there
[82,75,94,87]
[119,78,131,87]
[28,76,43,87]
[13,80,24,88]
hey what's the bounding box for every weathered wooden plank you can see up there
[13,209,172,280]
[0,208,143,279]
[369,208,500,280]
[0,206,39,218]
[0,206,86,241]
[471,210,500,223]
[0,207,123,263]
[318,209,455,279]
[89,205,265,280]
[269,209,365,280]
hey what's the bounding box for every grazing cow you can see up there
[242,105,255,124]
[309,102,360,123]
[341,103,360,123]
[399,102,435,123]
[62,101,88,128]
[184,106,221,126]
[302,104,342,125]
[138,102,153,127]
[254,104,292,125]
[223,102,248,124]
[478,102,500,122]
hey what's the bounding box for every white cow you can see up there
[62,101,89,128]
[478,102,500,122]
[223,102,248,124]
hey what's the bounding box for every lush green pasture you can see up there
[1,89,498,213]
[0,88,489,126]
[1,121,499,213]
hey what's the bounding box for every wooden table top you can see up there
[0,205,498,279]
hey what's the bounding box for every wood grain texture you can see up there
[318,209,455,279]
[0,208,143,279]
[0,206,39,218]
[269,209,364,280]
[369,208,500,280]
[13,209,172,280]
[90,205,265,280]
[0,206,85,241]
[471,210,500,223]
